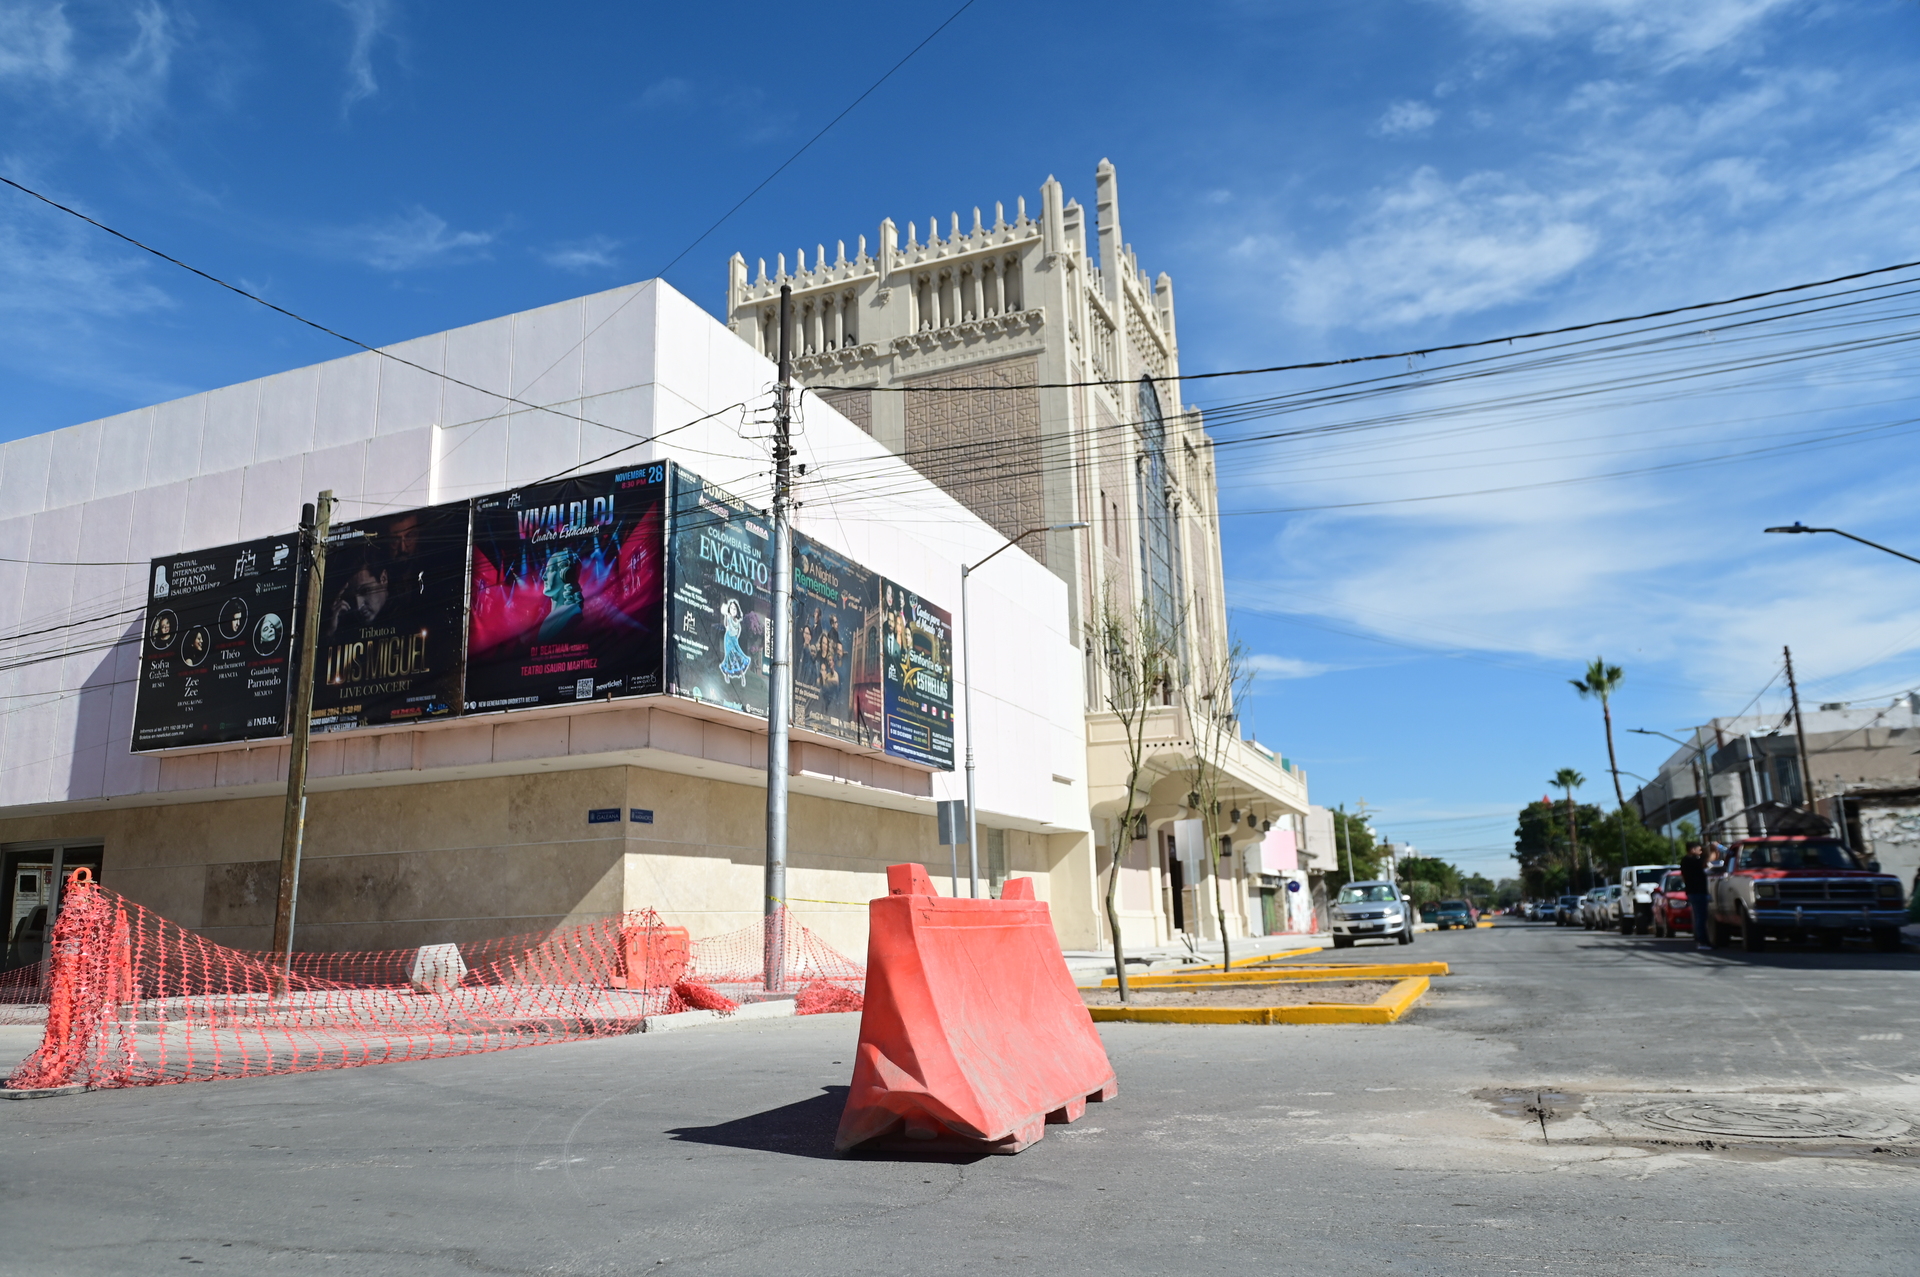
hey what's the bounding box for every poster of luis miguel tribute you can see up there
[467,465,668,711]
[879,579,955,770]
[133,536,301,749]
[666,468,770,717]
[792,532,878,747]
[310,504,470,732]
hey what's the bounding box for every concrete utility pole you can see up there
[1783,645,1815,814]
[271,490,332,981]
[764,286,794,991]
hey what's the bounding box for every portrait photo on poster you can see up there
[879,577,955,770]
[467,464,668,713]
[792,531,879,749]
[666,468,770,718]
[311,504,470,732]
[132,536,300,750]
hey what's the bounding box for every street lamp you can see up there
[960,521,1089,898]
[1628,727,1715,843]
[1764,522,1920,566]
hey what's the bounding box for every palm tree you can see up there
[1552,767,1586,890]
[1570,658,1627,810]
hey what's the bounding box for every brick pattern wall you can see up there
[903,357,1043,546]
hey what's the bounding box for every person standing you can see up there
[1681,841,1712,952]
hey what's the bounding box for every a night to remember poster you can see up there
[467,464,668,711]
[310,504,470,732]
[792,532,877,747]
[667,469,770,717]
[878,578,955,770]
[133,535,301,749]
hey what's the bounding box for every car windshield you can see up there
[1338,885,1398,903]
[1634,869,1668,884]
[1438,900,1467,910]
[1560,896,1579,906]
[1737,841,1856,870]
[1661,873,1683,892]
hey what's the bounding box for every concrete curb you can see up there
[2,1083,88,1100]
[1086,976,1432,1026]
[642,998,796,1033]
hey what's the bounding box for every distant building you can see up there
[728,161,1311,944]
[1630,695,1920,888]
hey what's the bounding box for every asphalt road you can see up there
[3,921,1916,1275]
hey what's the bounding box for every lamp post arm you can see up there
[1823,528,1920,567]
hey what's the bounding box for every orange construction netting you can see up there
[4,869,864,1091]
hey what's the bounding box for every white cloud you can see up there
[1246,653,1341,680]
[332,207,493,270]
[332,0,395,113]
[1282,167,1599,328]
[1448,0,1803,64]
[1374,100,1438,137]
[0,0,175,136]
[636,77,691,110]
[539,234,620,273]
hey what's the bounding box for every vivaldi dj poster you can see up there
[310,504,470,732]
[878,578,955,770]
[792,532,878,747]
[466,464,668,712]
[132,536,301,750]
[666,469,771,717]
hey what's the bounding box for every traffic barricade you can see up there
[835,864,1117,1155]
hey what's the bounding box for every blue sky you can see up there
[6,0,1920,878]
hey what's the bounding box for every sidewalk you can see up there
[1061,933,1331,984]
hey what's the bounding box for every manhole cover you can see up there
[1625,1100,1907,1141]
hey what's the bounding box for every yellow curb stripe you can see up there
[1101,960,1448,987]
[1086,976,1432,1026]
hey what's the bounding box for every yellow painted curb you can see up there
[1101,960,1448,987]
[1476,920,1495,928]
[1087,976,1431,1026]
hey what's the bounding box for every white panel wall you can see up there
[0,279,1085,835]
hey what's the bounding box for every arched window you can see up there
[1136,376,1183,657]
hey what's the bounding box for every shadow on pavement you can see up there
[667,1086,995,1164]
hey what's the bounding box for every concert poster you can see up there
[466,464,668,712]
[666,468,771,717]
[310,504,470,732]
[878,577,955,770]
[132,535,301,750]
[791,532,877,747]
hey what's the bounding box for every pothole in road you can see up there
[1622,1099,1909,1142]
[1474,1087,1584,1132]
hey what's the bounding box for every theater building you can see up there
[0,281,1087,960]
[728,161,1313,946]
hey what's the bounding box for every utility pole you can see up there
[1339,806,1354,880]
[763,286,794,992]
[270,490,332,985]
[1783,645,1815,816]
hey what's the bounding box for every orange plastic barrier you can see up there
[835,864,1117,1155]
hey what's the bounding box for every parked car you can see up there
[1579,887,1610,929]
[1427,899,1474,930]
[1650,870,1693,937]
[1330,881,1415,948]
[1614,863,1678,934]
[1554,894,1582,926]
[1708,836,1908,952]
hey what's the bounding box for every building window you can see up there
[1137,376,1183,659]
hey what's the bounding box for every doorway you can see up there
[1165,831,1186,932]
[3,842,103,971]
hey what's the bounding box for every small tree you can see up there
[1094,591,1178,1003]
[1181,639,1254,971]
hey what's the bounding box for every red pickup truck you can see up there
[1708,836,1908,951]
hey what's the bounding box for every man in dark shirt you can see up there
[1681,842,1712,952]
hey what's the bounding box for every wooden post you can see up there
[270,491,332,980]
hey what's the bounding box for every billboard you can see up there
[877,577,955,770]
[311,504,470,732]
[792,532,879,747]
[467,464,668,712]
[132,536,301,750]
[666,469,770,717]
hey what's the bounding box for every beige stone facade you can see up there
[729,161,1314,946]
